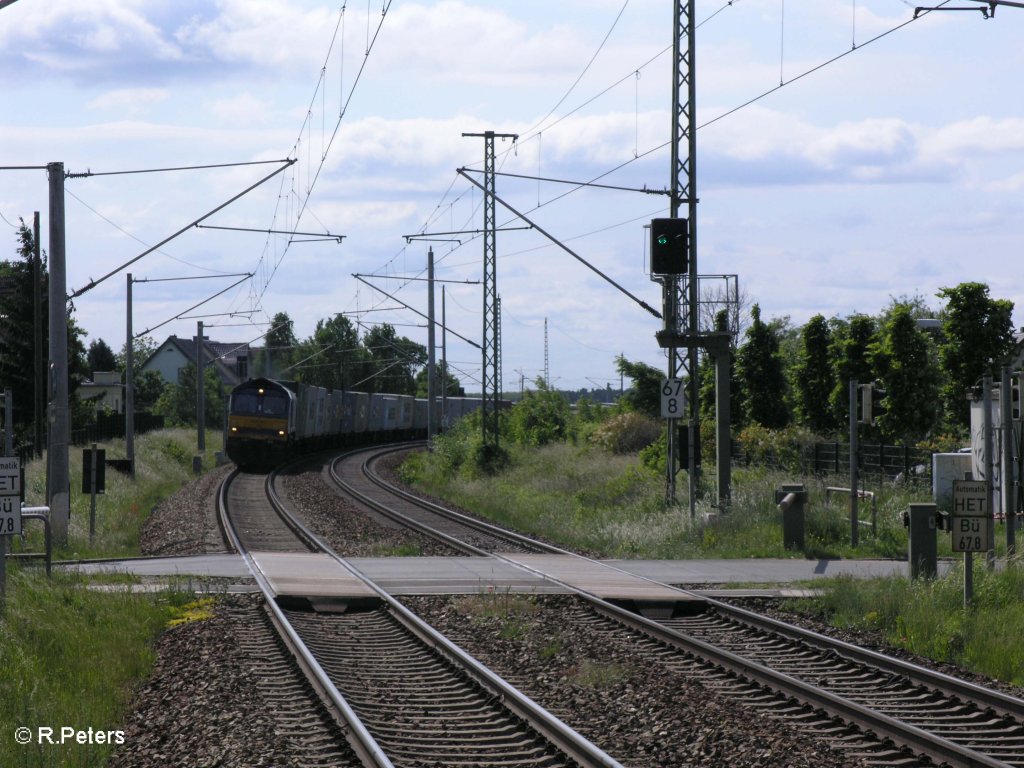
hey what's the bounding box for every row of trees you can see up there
[635,285,1016,446]
[121,311,445,429]
[2,221,452,438]
[0,221,91,446]
[5,219,1016,446]
[254,311,462,399]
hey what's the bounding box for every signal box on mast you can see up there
[650,217,689,276]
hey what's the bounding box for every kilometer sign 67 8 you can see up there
[661,378,685,419]
[0,456,21,536]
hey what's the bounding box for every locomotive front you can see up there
[225,378,295,469]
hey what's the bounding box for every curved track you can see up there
[342,443,1024,768]
[218,465,622,768]
[664,601,1024,767]
[329,443,564,555]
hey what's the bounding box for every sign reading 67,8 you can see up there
[660,378,686,419]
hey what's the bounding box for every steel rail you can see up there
[218,469,395,768]
[266,455,626,768]
[705,597,1024,723]
[328,442,562,555]
[582,597,1013,768]
[347,443,574,554]
[354,445,1021,768]
[355,444,713,602]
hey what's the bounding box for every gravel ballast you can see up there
[121,457,1020,766]
[403,593,869,768]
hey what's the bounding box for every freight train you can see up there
[224,377,483,470]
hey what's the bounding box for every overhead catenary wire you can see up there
[66,188,233,275]
[136,273,253,338]
[70,159,294,299]
[249,1,393,316]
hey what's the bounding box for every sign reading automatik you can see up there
[0,456,21,535]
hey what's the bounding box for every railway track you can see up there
[218,465,622,768]
[328,443,560,554]
[663,600,1024,767]
[342,443,1024,768]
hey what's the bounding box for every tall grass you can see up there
[796,561,1024,685]
[402,441,929,559]
[18,428,221,560]
[0,569,192,767]
[1,428,223,765]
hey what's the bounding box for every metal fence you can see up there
[70,412,165,447]
[732,439,933,485]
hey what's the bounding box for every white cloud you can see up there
[87,88,169,115]
[1,0,185,75]
[208,93,276,126]
[174,0,338,72]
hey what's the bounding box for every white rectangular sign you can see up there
[951,479,989,553]
[952,515,989,553]
[0,457,21,536]
[661,378,685,419]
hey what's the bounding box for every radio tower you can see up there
[544,318,550,387]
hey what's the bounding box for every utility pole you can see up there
[46,162,70,545]
[197,320,205,453]
[125,274,135,478]
[32,212,44,458]
[659,1,699,511]
[1001,366,1015,555]
[493,294,497,399]
[441,286,448,429]
[426,248,436,439]
[462,130,518,453]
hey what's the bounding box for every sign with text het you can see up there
[951,479,989,553]
[0,456,21,535]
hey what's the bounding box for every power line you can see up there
[70,159,294,298]
[66,188,231,275]
[64,159,290,179]
[250,1,393,314]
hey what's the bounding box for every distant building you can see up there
[1010,330,1024,371]
[79,371,123,414]
[140,335,250,388]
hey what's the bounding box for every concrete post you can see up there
[46,161,70,546]
[1001,366,1014,554]
[775,483,807,551]
[982,375,995,569]
[849,378,859,548]
[125,273,135,479]
[426,248,436,440]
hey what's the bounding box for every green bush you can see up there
[734,424,824,472]
[589,412,661,454]
[508,384,571,446]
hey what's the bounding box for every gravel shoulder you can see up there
[110,594,336,768]
[138,463,233,556]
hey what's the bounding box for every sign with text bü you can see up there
[0,457,21,535]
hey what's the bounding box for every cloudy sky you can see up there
[2,0,1021,393]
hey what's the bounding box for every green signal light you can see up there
[656,235,669,245]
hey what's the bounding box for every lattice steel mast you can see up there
[663,0,699,510]
[463,130,517,451]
